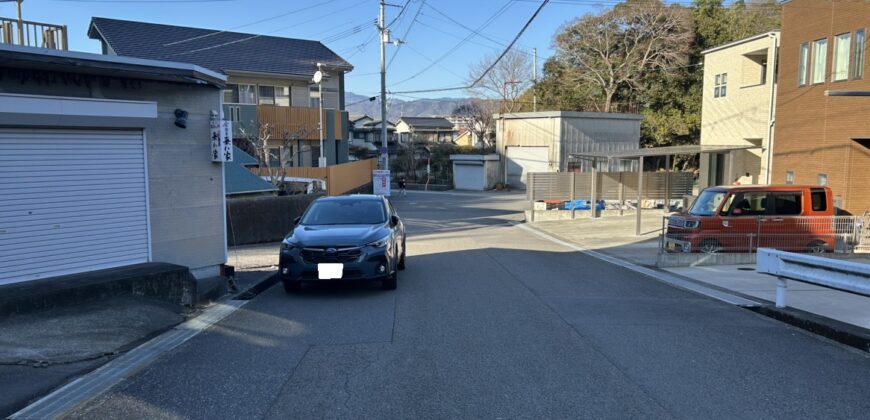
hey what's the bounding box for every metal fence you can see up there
[528,171,694,203]
[662,215,866,254]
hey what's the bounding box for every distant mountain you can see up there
[345,92,468,121]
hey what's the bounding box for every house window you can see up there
[268,147,281,167]
[258,86,275,105]
[798,43,809,86]
[309,86,321,108]
[854,29,865,79]
[811,38,827,84]
[275,86,290,106]
[237,84,256,104]
[785,171,794,185]
[223,84,239,104]
[817,173,828,186]
[833,33,851,81]
[713,73,727,98]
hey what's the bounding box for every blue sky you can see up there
[8,0,611,98]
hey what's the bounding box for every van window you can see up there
[690,190,727,216]
[772,192,802,215]
[811,189,827,211]
[731,192,768,216]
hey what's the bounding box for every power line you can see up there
[389,0,515,87]
[52,0,237,2]
[390,0,550,95]
[387,0,426,69]
[162,0,366,57]
[385,0,412,28]
[469,0,549,87]
[162,0,348,47]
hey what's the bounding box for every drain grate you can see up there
[737,267,755,271]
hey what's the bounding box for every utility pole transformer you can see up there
[379,0,389,171]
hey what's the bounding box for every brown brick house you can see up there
[774,0,869,213]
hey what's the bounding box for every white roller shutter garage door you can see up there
[453,162,485,191]
[506,146,549,190]
[0,129,150,285]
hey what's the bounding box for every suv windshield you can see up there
[690,190,727,216]
[301,199,387,225]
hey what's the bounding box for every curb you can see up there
[748,305,870,353]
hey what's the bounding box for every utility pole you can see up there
[379,0,389,171]
[16,0,24,47]
[532,48,538,112]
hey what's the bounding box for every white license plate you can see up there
[317,263,343,279]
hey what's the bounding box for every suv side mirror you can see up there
[293,216,301,225]
[390,215,399,227]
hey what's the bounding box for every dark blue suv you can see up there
[279,195,406,292]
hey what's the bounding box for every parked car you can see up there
[665,185,835,253]
[279,195,406,292]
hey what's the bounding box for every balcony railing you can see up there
[257,105,346,140]
[0,17,67,50]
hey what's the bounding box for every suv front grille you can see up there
[301,247,363,263]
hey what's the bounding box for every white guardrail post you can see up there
[756,248,870,308]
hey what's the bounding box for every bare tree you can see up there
[467,49,532,113]
[451,100,496,147]
[239,121,309,187]
[555,0,693,112]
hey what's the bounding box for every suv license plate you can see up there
[318,263,343,279]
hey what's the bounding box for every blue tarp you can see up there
[563,200,605,210]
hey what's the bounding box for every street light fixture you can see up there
[313,63,327,168]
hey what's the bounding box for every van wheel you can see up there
[807,240,827,254]
[698,239,722,254]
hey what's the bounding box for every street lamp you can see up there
[313,64,327,168]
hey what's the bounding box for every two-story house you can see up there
[88,17,353,168]
[699,31,779,189]
[774,0,869,213]
[395,117,456,144]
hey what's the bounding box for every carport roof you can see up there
[569,144,759,160]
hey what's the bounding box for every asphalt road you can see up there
[66,191,870,419]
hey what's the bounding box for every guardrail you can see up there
[756,248,870,308]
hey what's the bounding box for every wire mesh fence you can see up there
[662,215,866,254]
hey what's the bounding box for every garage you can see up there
[506,146,549,189]
[454,162,485,190]
[0,129,150,284]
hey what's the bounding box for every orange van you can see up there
[665,185,835,253]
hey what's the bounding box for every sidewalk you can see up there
[529,215,870,331]
[0,268,274,417]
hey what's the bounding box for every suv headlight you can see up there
[684,220,700,229]
[282,239,299,251]
[366,235,391,248]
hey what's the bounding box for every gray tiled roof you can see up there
[398,117,454,129]
[89,17,352,77]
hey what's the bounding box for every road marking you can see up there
[516,223,760,307]
[9,300,249,420]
